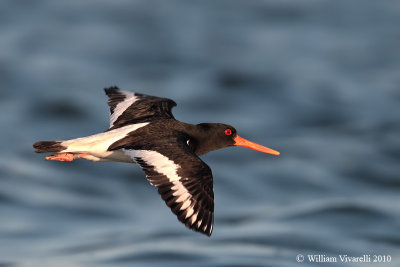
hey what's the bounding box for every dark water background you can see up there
[1,1,400,266]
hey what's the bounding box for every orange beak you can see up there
[234,135,280,155]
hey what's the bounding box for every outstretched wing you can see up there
[122,144,214,236]
[104,87,177,130]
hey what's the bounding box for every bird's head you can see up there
[193,123,280,156]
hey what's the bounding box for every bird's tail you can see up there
[33,132,110,161]
[33,141,66,153]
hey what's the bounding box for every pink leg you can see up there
[45,153,75,161]
[45,153,91,162]
[78,153,90,159]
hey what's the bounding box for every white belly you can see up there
[79,149,135,163]
[59,123,148,163]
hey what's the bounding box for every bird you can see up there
[33,87,280,236]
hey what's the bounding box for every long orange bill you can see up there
[234,135,280,155]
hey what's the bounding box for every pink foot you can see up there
[78,153,90,159]
[45,152,92,162]
[45,153,75,162]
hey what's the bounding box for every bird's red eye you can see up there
[225,129,232,135]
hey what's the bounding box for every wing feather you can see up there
[123,148,214,236]
[104,87,177,130]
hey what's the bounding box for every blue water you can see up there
[1,1,400,266]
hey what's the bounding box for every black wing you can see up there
[123,144,214,236]
[104,87,177,130]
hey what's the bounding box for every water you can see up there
[1,1,400,266]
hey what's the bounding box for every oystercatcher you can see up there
[33,87,279,236]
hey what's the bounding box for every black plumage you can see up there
[33,86,279,237]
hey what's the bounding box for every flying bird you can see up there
[33,87,279,236]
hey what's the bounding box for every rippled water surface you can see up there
[1,1,400,266]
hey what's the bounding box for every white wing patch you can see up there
[124,150,181,181]
[185,204,195,218]
[110,91,138,127]
[123,150,193,212]
[123,149,213,234]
